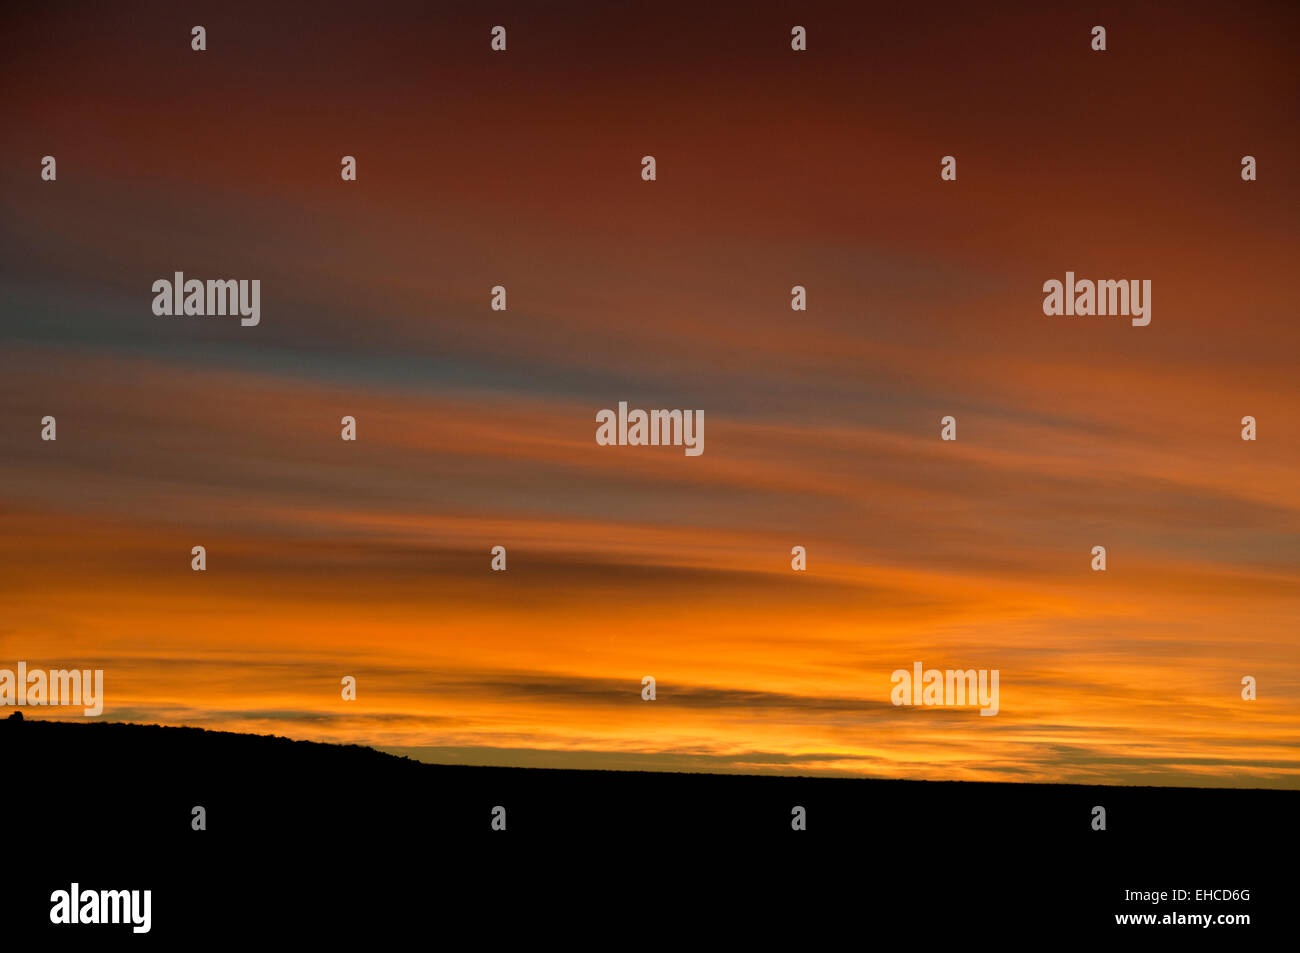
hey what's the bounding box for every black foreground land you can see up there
[2,717,1290,941]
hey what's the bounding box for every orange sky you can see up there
[1,1,1297,787]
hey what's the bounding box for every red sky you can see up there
[1,1,1297,786]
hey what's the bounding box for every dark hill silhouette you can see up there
[3,716,1290,842]
[3,717,1290,939]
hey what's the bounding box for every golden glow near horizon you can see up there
[3,350,1296,788]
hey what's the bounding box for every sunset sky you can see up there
[1,1,1297,787]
